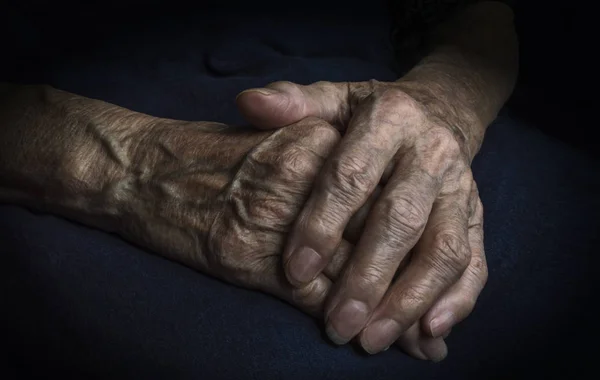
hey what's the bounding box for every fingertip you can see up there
[236,88,295,129]
[325,323,350,346]
[426,311,455,338]
[360,318,402,355]
[395,339,428,361]
[285,246,324,287]
[420,337,448,363]
[288,274,333,318]
[325,299,369,346]
[238,86,325,130]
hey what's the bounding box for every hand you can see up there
[0,84,374,318]
[100,115,378,317]
[236,80,488,359]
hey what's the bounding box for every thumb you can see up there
[236,81,351,129]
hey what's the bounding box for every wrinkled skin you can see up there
[1,85,381,349]
[1,83,486,362]
[237,80,488,360]
[81,114,373,318]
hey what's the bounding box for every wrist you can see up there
[394,0,518,160]
[394,78,485,161]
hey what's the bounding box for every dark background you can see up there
[1,0,596,156]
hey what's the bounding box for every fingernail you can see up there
[420,338,448,363]
[236,88,278,99]
[430,311,455,338]
[325,299,369,345]
[361,319,402,354]
[288,246,322,285]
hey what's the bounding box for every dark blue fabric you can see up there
[2,4,599,379]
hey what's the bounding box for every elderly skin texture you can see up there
[0,84,368,317]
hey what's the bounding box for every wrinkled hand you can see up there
[237,80,488,360]
[105,115,375,317]
[1,84,376,320]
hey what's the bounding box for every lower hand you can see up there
[93,114,375,316]
[0,84,375,322]
[236,80,488,360]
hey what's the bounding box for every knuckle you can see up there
[455,293,477,317]
[353,263,389,289]
[266,80,297,92]
[278,145,319,181]
[318,223,341,244]
[228,181,297,232]
[378,196,428,240]
[246,197,291,228]
[375,87,418,112]
[301,213,342,250]
[372,87,425,127]
[459,168,474,188]
[474,198,484,220]
[311,81,341,97]
[390,284,429,315]
[302,118,341,145]
[430,232,471,275]
[246,146,278,174]
[415,127,464,178]
[323,155,377,205]
[427,127,462,158]
[470,254,489,286]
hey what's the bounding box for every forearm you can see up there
[0,84,148,230]
[0,83,269,241]
[397,1,518,158]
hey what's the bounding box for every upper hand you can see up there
[236,80,488,360]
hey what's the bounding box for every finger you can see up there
[343,185,382,244]
[231,118,341,242]
[358,177,471,353]
[442,328,452,339]
[423,196,487,338]
[222,117,347,318]
[395,324,427,360]
[283,91,425,291]
[324,127,465,347]
[324,186,382,280]
[392,323,447,362]
[324,160,442,346]
[236,81,371,130]
[262,239,355,318]
[324,239,353,281]
[418,335,448,363]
